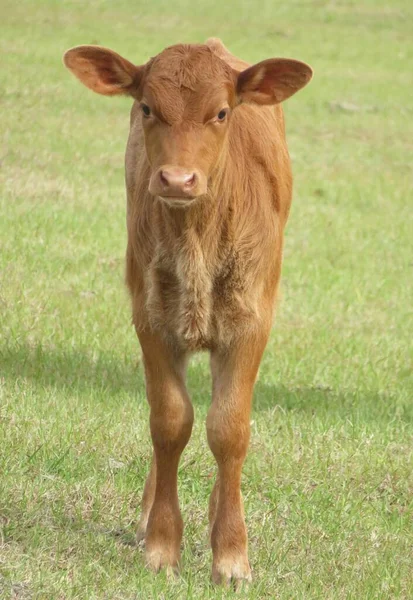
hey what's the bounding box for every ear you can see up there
[63,45,143,96]
[236,58,313,105]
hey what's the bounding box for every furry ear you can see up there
[237,58,313,105]
[63,45,143,96]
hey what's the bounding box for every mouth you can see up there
[157,195,201,208]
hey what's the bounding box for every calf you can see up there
[64,38,312,586]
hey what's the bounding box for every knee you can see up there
[206,406,250,461]
[150,397,194,451]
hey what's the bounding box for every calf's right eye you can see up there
[141,104,151,117]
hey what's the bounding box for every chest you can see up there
[144,233,264,351]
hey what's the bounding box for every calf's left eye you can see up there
[217,109,227,121]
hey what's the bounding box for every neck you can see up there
[157,190,226,242]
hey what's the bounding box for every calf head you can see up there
[64,42,312,206]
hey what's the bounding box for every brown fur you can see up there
[64,38,312,586]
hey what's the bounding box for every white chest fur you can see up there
[145,227,215,350]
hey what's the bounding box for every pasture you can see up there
[1,0,412,598]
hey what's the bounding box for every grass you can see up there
[1,0,413,597]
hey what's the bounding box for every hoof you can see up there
[136,527,146,544]
[212,554,252,589]
[145,544,180,576]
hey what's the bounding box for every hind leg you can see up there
[137,453,156,542]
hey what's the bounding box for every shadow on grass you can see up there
[254,380,413,424]
[0,342,213,405]
[0,343,141,398]
[1,342,409,422]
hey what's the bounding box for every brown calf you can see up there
[64,38,312,586]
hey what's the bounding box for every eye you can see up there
[217,109,228,122]
[141,104,151,118]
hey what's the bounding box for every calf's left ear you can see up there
[236,58,313,105]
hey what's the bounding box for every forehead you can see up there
[142,44,235,122]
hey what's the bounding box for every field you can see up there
[1,0,413,598]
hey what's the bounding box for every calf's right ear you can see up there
[63,45,143,96]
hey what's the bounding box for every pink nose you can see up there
[159,167,197,196]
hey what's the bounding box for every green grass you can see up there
[1,0,413,598]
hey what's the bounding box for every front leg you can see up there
[138,330,194,572]
[206,329,269,587]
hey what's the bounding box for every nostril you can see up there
[159,170,169,187]
[184,173,196,188]
[158,168,198,194]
